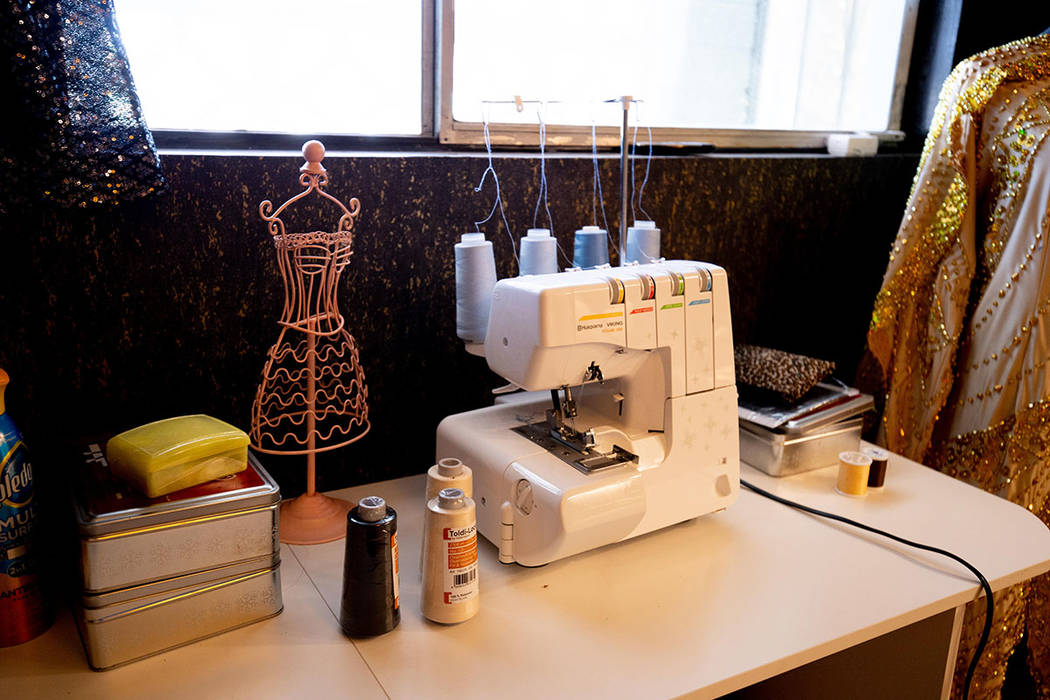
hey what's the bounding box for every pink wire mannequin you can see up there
[251,140,370,544]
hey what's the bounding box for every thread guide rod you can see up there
[619,96,631,267]
[604,95,636,267]
[480,95,641,267]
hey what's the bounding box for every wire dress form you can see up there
[251,140,370,545]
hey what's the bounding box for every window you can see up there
[115,0,426,137]
[443,0,919,147]
[115,0,918,148]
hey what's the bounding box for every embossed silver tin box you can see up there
[76,551,283,670]
[739,416,865,477]
[75,444,281,593]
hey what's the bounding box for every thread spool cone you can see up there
[279,492,353,544]
[455,233,497,344]
[573,226,609,269]
[626,221,661,264]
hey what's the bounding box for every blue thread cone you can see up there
[626,221,661,264]
[573,226,609,269]
[520,229,558,275]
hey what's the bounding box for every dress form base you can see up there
[279,492,352,545]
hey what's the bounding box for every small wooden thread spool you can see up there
[422,488,479,624]
[863,447,889,488]
[836,451,872,497]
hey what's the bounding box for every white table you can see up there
[4,447,1050,699]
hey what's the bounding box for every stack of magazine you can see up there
[737,381,874,476]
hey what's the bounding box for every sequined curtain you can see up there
[0,0,164,213]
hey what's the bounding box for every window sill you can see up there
[152,130,914,160]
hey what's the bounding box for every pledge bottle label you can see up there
[0,413,49,646]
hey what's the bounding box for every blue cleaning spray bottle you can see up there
[0,368,50,645]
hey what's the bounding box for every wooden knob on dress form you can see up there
[300,140,326,175]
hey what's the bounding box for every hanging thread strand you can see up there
[630,123,638,224]
[473,119,518,268]
[530,111,571,266]
[532,114,552,231]
[638,124,654,222]
[630,103,654,223]
[590,120,613,255]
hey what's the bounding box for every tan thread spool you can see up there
[421,458,474,577]
[836,451,872,497]
[426,458,473,501]
[422,488,479,624]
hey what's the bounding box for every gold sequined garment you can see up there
[868,35,1050,700]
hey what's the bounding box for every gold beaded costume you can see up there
[868,35,1050,699]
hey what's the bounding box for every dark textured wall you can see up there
[0,151,917,493]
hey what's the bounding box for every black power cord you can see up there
[739,478,993,700]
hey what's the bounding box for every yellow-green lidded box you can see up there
[106,415,249,498]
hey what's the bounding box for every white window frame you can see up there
[433,0,920,149]
[419,0,437,138]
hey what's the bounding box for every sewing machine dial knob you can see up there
[515,479,534,515]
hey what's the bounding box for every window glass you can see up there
[452,0,910,132]
[115,0,422,135]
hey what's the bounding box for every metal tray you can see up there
[76,444,280,535]
[737,383,872,432]
[780,393,873,435]
[739,416,863,477]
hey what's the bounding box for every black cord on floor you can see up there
[739,478,993,700]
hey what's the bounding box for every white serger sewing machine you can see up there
[436,260,739,566]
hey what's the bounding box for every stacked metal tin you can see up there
[72,443,283,669]
[738,384,875,477]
